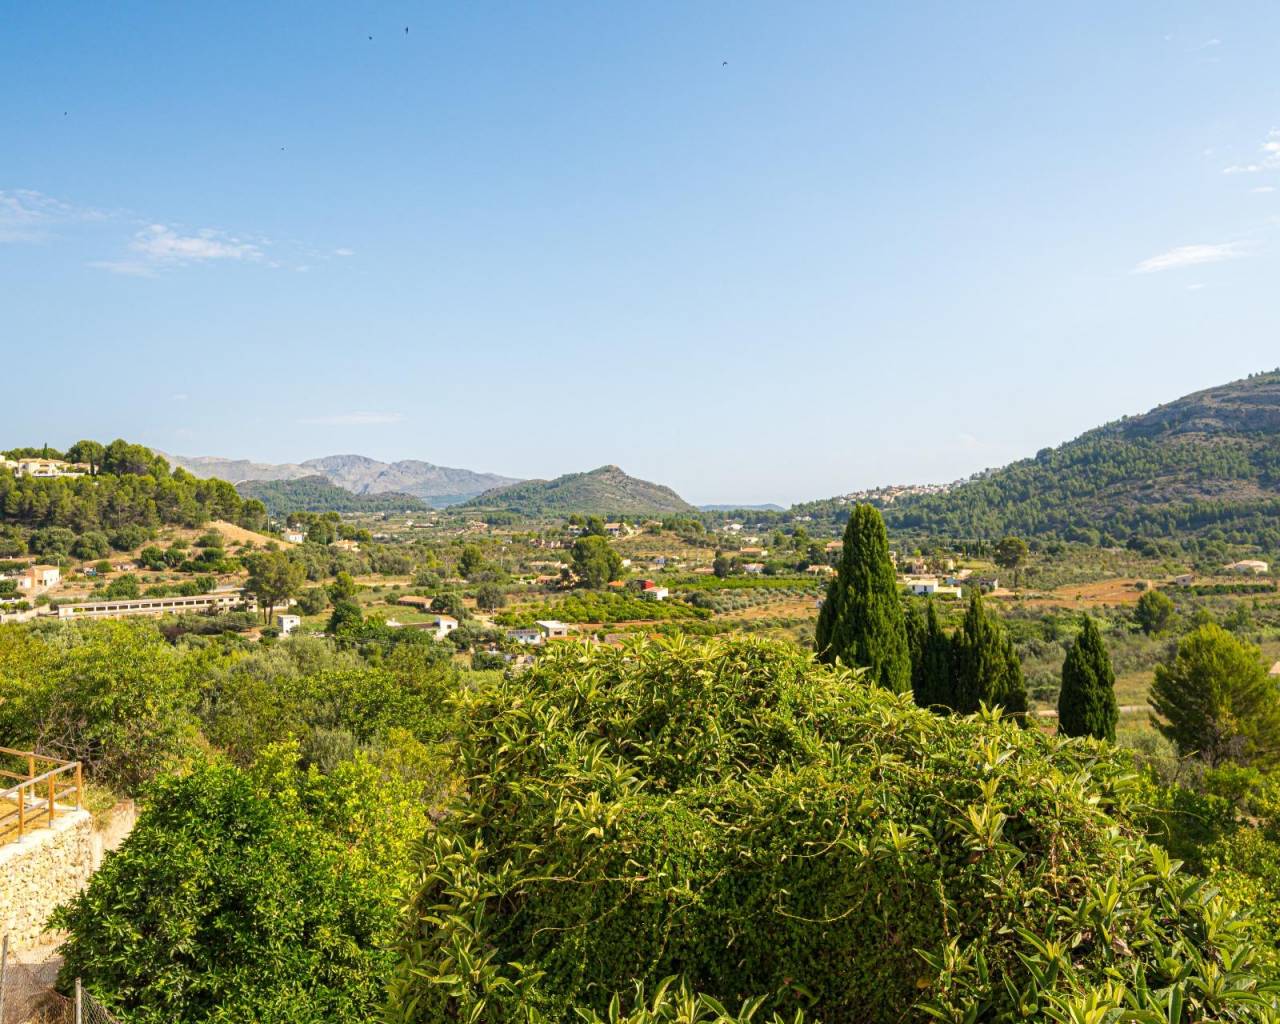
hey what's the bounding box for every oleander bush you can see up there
[385,635,1280,1023]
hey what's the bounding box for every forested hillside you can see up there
[464,464,693,517]
[0,440,267,556]
[878,371,1280,551]
[236,475,428,516]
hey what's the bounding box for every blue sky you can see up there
[2,2,1278,505]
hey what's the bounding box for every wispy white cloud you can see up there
[1223,129,1280,174]
[1253,186,1276,194]
[333,247,355,257]
[1133,242,1249,274]
[91,224,268,276]
[297,411,404,426]
[0,188,105,242]
[1186,283,1206,291]
[132,224,265,265]
[170,392,190,401]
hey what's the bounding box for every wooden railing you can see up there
[0,747,83,847]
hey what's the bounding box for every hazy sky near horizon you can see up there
[3,2,1279,505]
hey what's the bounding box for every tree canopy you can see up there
[385,635,1279,1023]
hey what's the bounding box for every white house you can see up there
[282,529,306,544]
[1226,560,1269,575]
[536,619,571,639]
[432,614,459,640]
[16,565,60,591]
[1172,573,1195,587]
[508,627,543,645]
[641,585,669,601]
[742,562,765,575]
[276,613,301,636]
[907,578,940,596]
[4,458,89,479]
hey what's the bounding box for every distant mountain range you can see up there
[464,465,694,517]
[163,452,519,507]
[875,370,1280,549]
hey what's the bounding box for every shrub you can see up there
[57,749,428,1024]
[386,636,1280,1023]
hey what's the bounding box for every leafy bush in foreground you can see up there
[386,636,1280,1023]
[57,748,428,1024]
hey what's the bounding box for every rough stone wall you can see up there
[0,810,95,949]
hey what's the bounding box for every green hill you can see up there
[875,370,1280,551]
[236,475,428,516]
[462,464,693,517]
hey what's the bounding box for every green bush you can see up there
[57,748,429,1024]
[386,636,1280,1023]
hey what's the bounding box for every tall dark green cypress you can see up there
[949,591,1026,718]
[920,600,954,711]
[1057,614,1118,740]
[908,599,954,711]
[815,504,911,693]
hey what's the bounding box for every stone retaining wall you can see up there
[0,811,95,949]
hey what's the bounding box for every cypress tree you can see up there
[949,591,1026,718]
[815,504,911,693]
[920,599,954,711]
[908,599,953,711]
[1057,614,1118,740]
[906,602,927,701]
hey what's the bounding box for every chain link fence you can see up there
[0,938,121,1024]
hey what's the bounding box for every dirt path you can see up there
[1034,704,1148,718]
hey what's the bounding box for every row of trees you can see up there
[816,505,1033,720]
[819,505,1280,761]
[815,505,1110,738]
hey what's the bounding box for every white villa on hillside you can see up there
[2,457,90,479]
[1225,560,1270,575]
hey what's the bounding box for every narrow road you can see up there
[1034,704,1147,718]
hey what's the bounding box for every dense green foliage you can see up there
[907,598,952,710]
[1150,623,1280,767]
[56,749,428,1024]
[814,505,910,692]
[1057,615,1118,740]
[572,534,624,587]
[0,619,203,788]
[236,475,428,516]
[1136,588,1177,634]
[387,636,1280,1022]
[947,591,1028,716]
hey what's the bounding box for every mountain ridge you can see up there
[464,464,694,517]
[871,369,1280,550]
[162,451,519,507]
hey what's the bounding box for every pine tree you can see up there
[949,591,1026,717]
[1057,614,1118,740]
[815,504,911,692]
